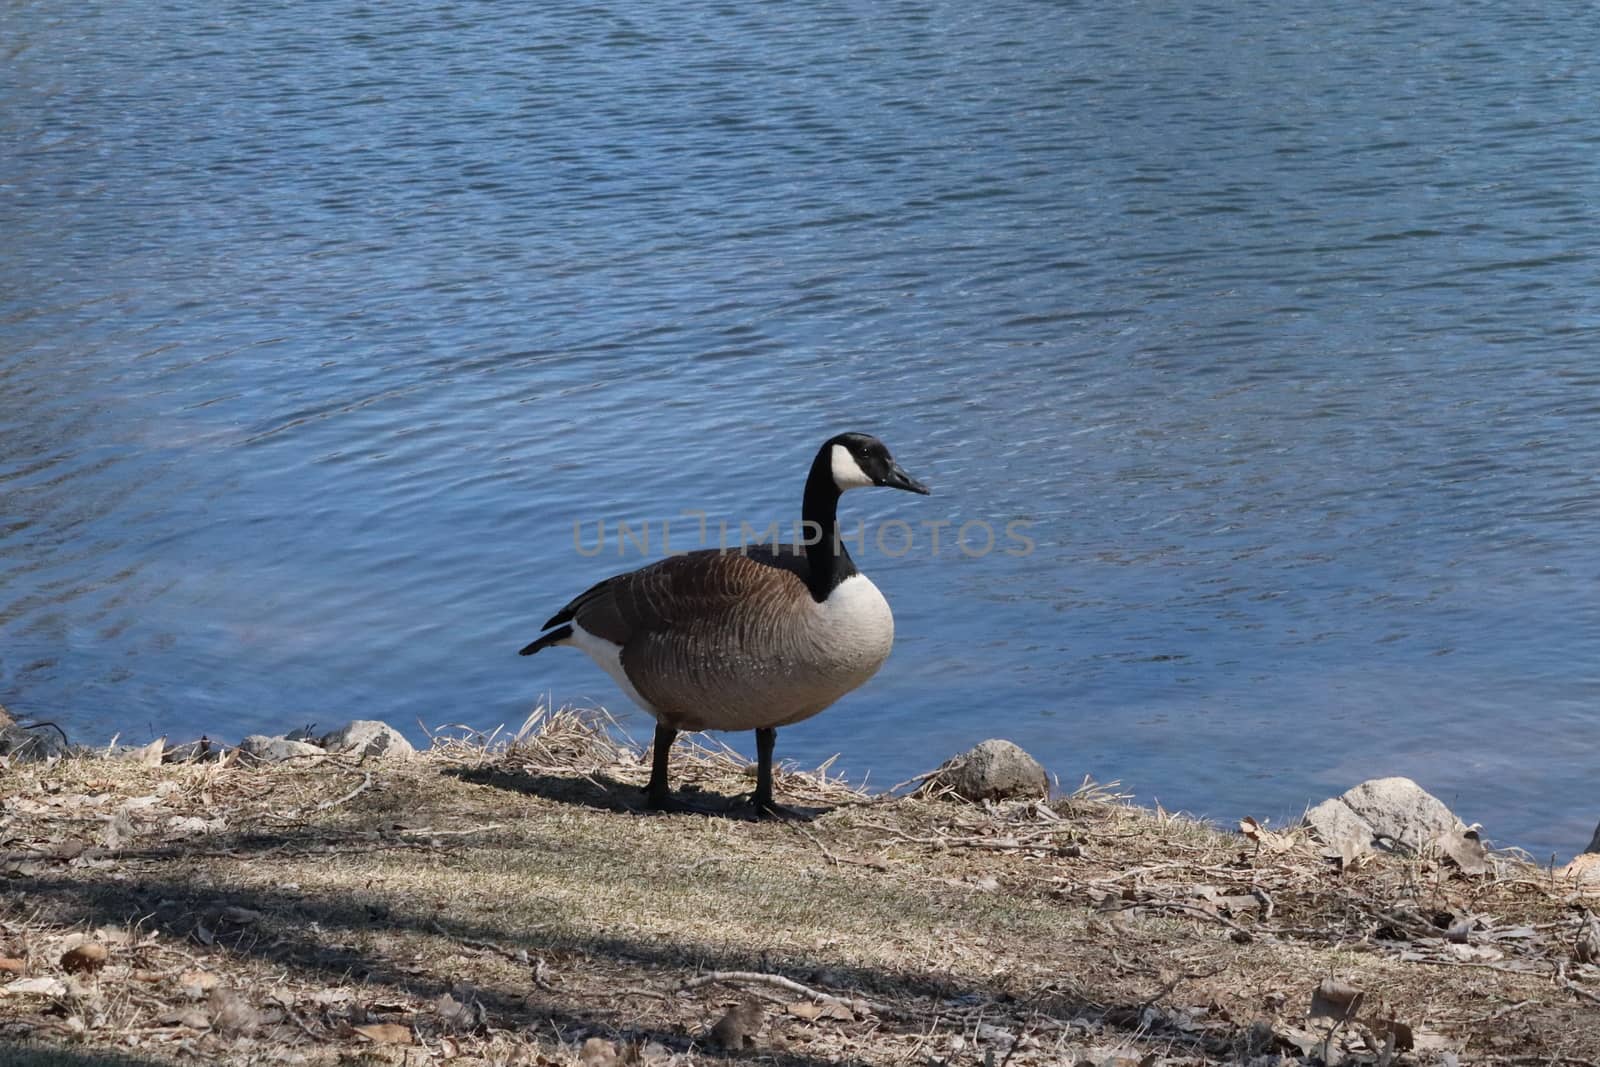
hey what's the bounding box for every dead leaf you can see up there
[1271,1023,1326,1055]
[1412,1029,1457,1052]
[93,925,135,946]
[0,958,24,975]
[60,943,108,974]
[1444,942,1503,962]
[100,809,135,850]
[193,923,216,946]
[1309,978,1365,1021]
[435,991,484,1030]
[2,976,68,997]
[787,999,856,1023]
[209,987,265,1035]
[178,969,220,999]
[354,1022,415,1045]
[1321,832,1372,871]
[1367,1017,1415,1051]
[637,1041,673,1064]
[162,1007,212,1030]
[1239,816,1292,852]
[578,1036,617,1064]
[122,738,166,767]
[1431,827,1489,876]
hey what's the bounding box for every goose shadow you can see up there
[446,764,832,822]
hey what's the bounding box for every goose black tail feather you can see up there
[519,624,573,656]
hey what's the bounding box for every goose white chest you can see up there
[811,573,896,674]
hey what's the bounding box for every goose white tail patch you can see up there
[830,444,874,490]
[568,624,660,715]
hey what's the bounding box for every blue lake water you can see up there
[3,1,1598,857]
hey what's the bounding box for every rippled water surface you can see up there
[4,1,1598,856]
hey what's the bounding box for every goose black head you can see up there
[822,432,931,495]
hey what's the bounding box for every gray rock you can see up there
[0,712,69,763]
[927,739,1048,802]
[1342,776,1465,851]
[238,735,325,763]
[1303,797,1377,855]
[163,738,220,763]
[1301,776,1465,854]
[317,720,415,759]
[1586,821,1600,856]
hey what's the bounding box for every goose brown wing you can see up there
[545,546,811,647]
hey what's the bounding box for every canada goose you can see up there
[520,432,930,817]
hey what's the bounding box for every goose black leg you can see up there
[751,727,798,819]
[645,723,679,811]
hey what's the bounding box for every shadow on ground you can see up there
[4,816,1104,1065]
[448,764,832,822]
[0,1043,177,1067]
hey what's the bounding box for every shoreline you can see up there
[4,703,1595,865]
[3,709,1600,1065]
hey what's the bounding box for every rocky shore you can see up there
[3,703,1596,866]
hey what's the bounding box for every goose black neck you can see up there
[800,448,858,603]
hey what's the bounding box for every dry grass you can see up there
[2,707,1599,1066]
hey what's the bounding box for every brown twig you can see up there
[679,971,893,1015]
[1560,975,1600,1007]
[1403,956,1549,978]
[315,770,373,812]
[428,920,542,965]
[396,823,507,837]
[796,827,889,871]
[1134,900,1258,941]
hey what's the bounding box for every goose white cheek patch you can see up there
[830,444,874,490]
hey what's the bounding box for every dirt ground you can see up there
[3,710,1599,1066]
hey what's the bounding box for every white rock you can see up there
[1303,797,1377,854]
[1301,776,1464,854]
[317,720,415,759]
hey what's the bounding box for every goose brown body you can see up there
[520,431,928,815]
[542,545,894,732]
